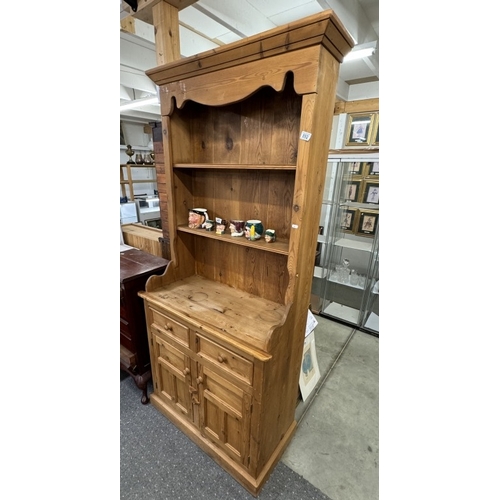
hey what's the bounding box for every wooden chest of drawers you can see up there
[120,248,168,403]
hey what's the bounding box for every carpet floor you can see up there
[121,375,331,500]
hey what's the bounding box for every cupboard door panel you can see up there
[153,334,193,419]
[198,367,251,466]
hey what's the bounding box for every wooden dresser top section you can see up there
[146,10,354,110]
[120,248,169,283]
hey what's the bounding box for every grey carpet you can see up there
[121,375,332,500]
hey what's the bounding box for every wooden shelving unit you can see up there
[120,163,157,201]
[138,10,354,496]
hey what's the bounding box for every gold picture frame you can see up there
[355,208,379,237]
[370,113,379,146]
[345,113,375,146]
[339,206,358,234]
[362,161,379,177]
[346,161,363,175]
[342,176,363,203]
[361,179,379,205]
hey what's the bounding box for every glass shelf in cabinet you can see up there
[333,237,373,252]
[327,273,367,290]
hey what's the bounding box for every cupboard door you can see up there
[152,332,193,420]
[198,365,251,467]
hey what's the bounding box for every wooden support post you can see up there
[120,16,136,34]
[152,1,181,64]
[121,0,197,252]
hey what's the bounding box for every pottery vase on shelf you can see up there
[135,153,144,164]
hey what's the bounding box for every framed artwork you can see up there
[364,161,379,177]
[347,161,363,175]
[356,209,379,237]
[299,330,321,403]
[370,113,379,146]
[361,180,379,205]
[345,113,375,146]
[342,178,362,203]
[361,161,379,177]
[339,206,358,233]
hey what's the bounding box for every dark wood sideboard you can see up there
[120,247,169,403]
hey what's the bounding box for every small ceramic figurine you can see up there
[188,208,208,229]
[215,217,227,235]
[264,229,276,243]
[229,219,245,237]
[244,220,264,241]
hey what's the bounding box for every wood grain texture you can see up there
[153,1,181,65]
[148,10,354,86]
[158,46,323,113]
[121,223,163,257]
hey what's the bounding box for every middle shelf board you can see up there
[178,225,289,255]
[173,164,297,170]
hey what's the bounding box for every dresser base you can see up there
[150,393,297,496]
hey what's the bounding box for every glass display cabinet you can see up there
[312,151,379,335]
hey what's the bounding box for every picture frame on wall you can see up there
[361,161,379,177]
[339,206,358,233]
[370,113,379,146]
[345,113,375,146]
[342,178,362,203]
[361,180,379,205]
[363,161,379,177]
[347,161,363,175]
[356,209,379,237]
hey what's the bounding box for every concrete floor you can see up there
[281,315,379,500]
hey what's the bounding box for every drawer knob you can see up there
[183,367,190,375]
[196,376,203,384]
[217,354,227,363]
[166,323,173,331]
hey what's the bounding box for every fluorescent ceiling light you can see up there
[343,41,377,62]
[120,95,159,111]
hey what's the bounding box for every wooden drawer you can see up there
[120,330,134,353]
[120,285,129,321]
[197,335,253,385]
[120,315,130,336]
[150,307,190,347]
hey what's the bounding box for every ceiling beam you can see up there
[121,0,199,24]
[191,0,275,38]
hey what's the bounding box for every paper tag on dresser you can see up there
[300,131,312,141]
